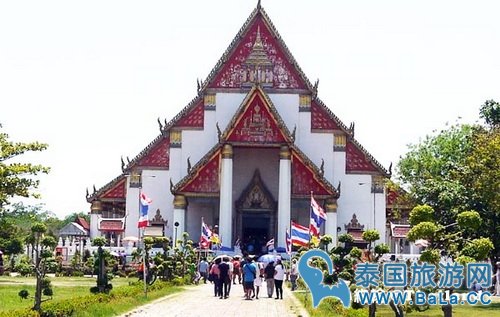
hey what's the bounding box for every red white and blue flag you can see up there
[291,221,309,247]
[285,228,291,255]
[266,238,275,251]
[137,192,152,228]
[200,218,212,249]
[309,193,327,236]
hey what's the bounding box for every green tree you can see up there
[0,124,50,210]
[480,99,500,127]
[397,104,500,262]
[30,223,57,312]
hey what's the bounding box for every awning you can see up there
[390,223,411,238]
[99,218,125,232]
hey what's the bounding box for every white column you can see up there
[90,201,102,238]
[325,198,338,246]
[173,195,187,247]
[219,144,233,248]
[277,145,291,249]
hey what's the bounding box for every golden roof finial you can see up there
[253,26,264,51]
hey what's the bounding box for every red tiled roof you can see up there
[76,217,90,231]
[99,220,124,232]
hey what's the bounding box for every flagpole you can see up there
[308,191,313,245]
[138,189,147,297]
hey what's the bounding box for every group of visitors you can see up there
[197,256,299,301]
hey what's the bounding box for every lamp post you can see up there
[174,222,179,248]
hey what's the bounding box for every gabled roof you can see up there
[290,145,339,199]
[200,4,314,92]
[86,174,126,202]
[173,145,222,197]
[221,85,293,145]
[312,98,389,176]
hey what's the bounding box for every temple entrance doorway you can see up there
[235,170,276,255]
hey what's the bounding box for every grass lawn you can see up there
[292,290,500,317]
[0,275,136,312]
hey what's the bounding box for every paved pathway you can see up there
[121,281,309,317]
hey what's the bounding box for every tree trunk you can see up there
[33,245,42,312]
[442,304,452,317]
[368,303,376,317]
[389,300,405,317]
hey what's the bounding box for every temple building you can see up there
[86,3,392,252]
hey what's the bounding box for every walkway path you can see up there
[121,281,309,317]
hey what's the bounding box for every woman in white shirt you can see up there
[274,259,285,299]
[254,262,264,299]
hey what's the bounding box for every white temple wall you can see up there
[215,93,246,131]
[269,94,299,132]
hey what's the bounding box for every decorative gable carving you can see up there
[311,101,342,132]
[291,150,335,197]
[224,86,291,144]
[236,170,275,211]
[174,99,204,129]
[346,141,378,173]
[101,178,126,199]
[137,136,170,169]
[177,148,221,195]
[210,15,306,90]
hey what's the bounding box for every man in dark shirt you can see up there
[264,261,275,298]
[218,257,231,299]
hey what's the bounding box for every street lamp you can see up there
[174,222,179,248]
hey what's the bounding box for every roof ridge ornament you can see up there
[257,0,261,10]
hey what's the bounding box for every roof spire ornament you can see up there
[388,162,393,176]
[257,0,261,10]
[157,117,163,132]
[121,156,125,172]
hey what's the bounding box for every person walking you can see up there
[198,258,209,284]
[290,259,298,291]
[264,261,275,298]
[218,257,231,299]
[210,258,221,297]
[242,257,257,300]
[274,259,285,300]
[254,262,264,299]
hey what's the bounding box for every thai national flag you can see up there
[285,228,291,255]
[137,192,152,228]
[291,221,309,246]
[200,218,212,248]
[310,194,327,236]
[266,238,274,251]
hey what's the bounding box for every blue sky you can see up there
[1,0,499,217]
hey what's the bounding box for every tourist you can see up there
[210,258,221,297]
[274,259,285,300]
[254,262,264,299]
[264,261,275,298]
[198,258,209,284]
[290,259,298,291]
[218,257,231,299]
[232,258,241,284]
[242,257,257,300]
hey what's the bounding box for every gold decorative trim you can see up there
[279,145,291,160]
[198,5,315,94]
[325,198,338,213]
[170,130,182,147]
[90,200,102,213]
[220,85,294,144]
[334,134,346,152]
[299,95,311,106]
[222,144,233,159]
[173,195,187,209]
[203,94,215,107]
